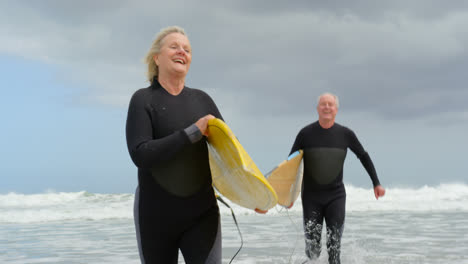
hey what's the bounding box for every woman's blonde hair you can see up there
[144,26,187,83]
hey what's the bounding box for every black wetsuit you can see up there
[290,121,380,264]
[126,80,223,264]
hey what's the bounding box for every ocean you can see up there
[1,184,467,264]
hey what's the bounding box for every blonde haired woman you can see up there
[126,26,223,263]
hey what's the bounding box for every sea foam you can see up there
[1,184,467,223]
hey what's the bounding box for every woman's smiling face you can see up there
[154,32,192,77]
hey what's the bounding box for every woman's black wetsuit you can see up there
[290,121,380,264]
[126,80,223,264]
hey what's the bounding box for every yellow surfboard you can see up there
[266,150,304,208]
[207,118,278,211]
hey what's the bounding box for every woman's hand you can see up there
[195,114,215,136]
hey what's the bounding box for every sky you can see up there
[1,1,467,194]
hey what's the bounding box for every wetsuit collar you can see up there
[318,120,335,129]
[151,76,161,89]
[151,78,188,97]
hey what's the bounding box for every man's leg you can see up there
[303,203,324,260]
[324,193,346,264]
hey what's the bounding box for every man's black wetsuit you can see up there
[290,121,380,264]
[126,80,223,264]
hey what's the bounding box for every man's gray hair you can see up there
[317,93,340,108]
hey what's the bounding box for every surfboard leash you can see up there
[216,195,243,264]
[274,205,301,264]
[285,208,301,264]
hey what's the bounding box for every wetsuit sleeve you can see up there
[205,92,224,121]
[289,130,303,155]
[347,130,381,187]
[184,91,224,143]
[126,90,191,168]
[184,124,203,143]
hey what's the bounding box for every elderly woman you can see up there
[126,26,223,263]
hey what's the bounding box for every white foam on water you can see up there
[0,191,133,223]
[1,183,467,223]
[219,183,468,215]
[2,189,467,264]
[345,183,468,212]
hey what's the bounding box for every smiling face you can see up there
[317,94,338,124]
[154,32,192,78]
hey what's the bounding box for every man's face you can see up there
[317,94,338,122]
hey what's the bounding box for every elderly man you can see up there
[289,93,385,264]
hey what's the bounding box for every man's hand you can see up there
[374,185,386,200]
[255,208,268,214]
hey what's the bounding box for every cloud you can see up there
[1,1,468,121]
